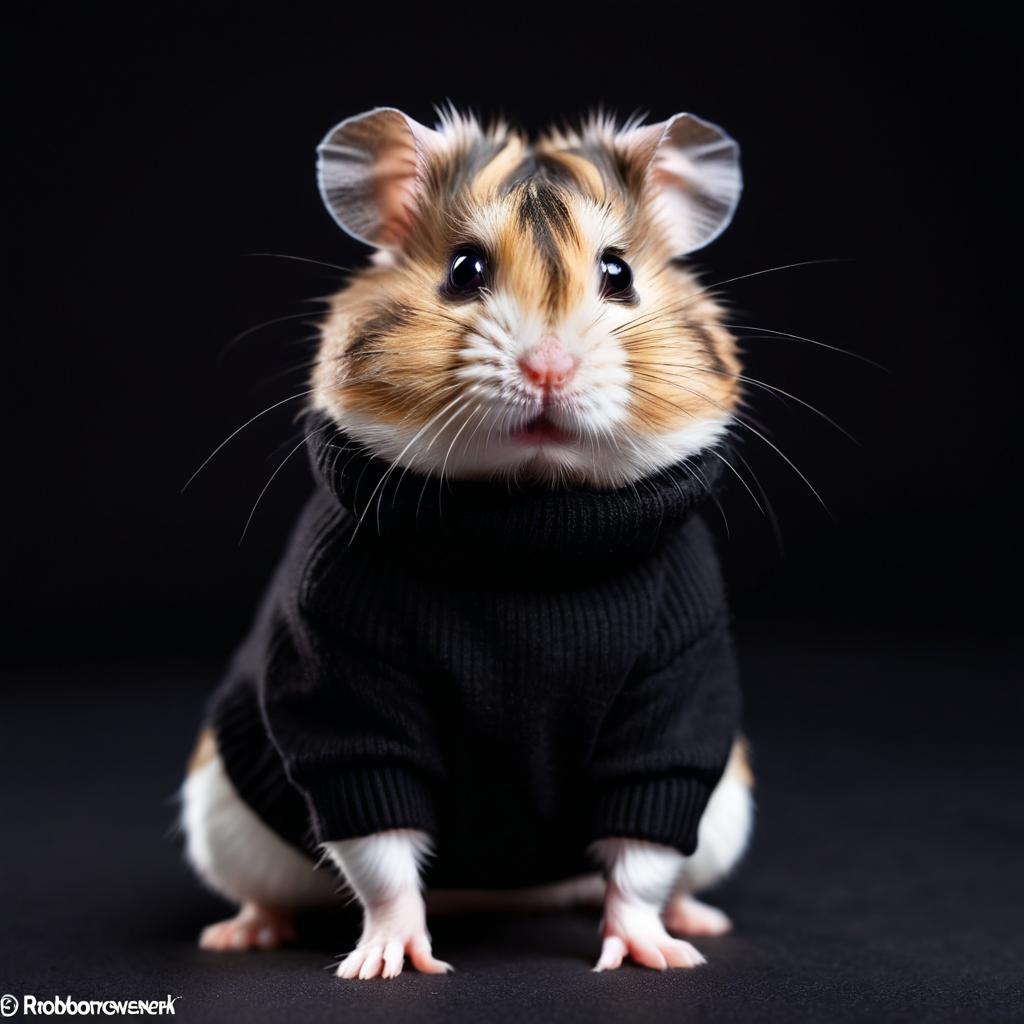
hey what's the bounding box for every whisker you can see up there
[723,323,886,370]
[227,310,326,349]
[181,388,316,493]
[348,392,471,543]
[627,369,735,420]
[621,258,848,337]
[627,368,782,458]
[247,252,351,274]
[706,447,765,516]
[392,399,500,512]
[730,444,785,557]
[687,257,851,298]
[415,399,475,521]
[438,403,483,503]
[630,362,858,443]
[612,258,850,339]
[732,416,830,514]
[339,381,466,430]
[463,401,498,455]
[610,287,728,337]
[239,423,331,544]
[384,402,480,532]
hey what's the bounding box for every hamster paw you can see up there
[595,898,706,972]
[336,898,453,980]
[198,903,296,951]
[664,895,733,937]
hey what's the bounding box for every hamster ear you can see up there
[618,113,742,256]
[316,107,443,248]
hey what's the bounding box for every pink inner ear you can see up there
[373,115,444,248]
[616,121,670,177]
[372,141,422,247]
[650,151,701,199]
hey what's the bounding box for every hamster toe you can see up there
[381,940,405,979]
[336,947,368,980]
[660,937,707,968]
[664,895,733,937]
[357,945,385,980]
[593,936,628,972]
[198,903,295,952]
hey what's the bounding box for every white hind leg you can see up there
[664,740,754,937]
[181,730,337,950]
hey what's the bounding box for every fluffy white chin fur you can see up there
[315,400,731,489]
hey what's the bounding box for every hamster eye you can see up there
[444,247,488,298]
[599,251,635,301]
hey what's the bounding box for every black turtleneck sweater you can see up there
[208,415,740,889]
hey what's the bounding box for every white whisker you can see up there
[181,388,316,493]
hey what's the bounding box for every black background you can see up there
[5,5,1024,1021]
[8,3,1020,660]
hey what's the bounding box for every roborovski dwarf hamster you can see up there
[182,106,754,978]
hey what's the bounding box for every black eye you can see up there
[599,251,635,301]
[444,247,487,298]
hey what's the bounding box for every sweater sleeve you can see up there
[587,618,741,856]
[254,505,445,845]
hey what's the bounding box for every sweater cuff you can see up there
[303,765,438,844]
[591,775,714,856]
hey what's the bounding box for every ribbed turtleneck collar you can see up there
[306,412,724,561]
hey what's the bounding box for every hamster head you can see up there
[312,107,743,488]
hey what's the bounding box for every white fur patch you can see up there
[590,837,686,908]
[181,753,336,908]
[322,831,432,907]
[677,769,754,894]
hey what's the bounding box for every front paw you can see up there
[595,893,706,972]
[336,895,453,981]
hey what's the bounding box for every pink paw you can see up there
[336,895,453,981]
[664,895,733,937]
[595,894,706,972]
[199,903,296,951]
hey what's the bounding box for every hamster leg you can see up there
[590,838,706,971]
[664,739,754,938]
[323,831,453,980]
[181,730,337,951]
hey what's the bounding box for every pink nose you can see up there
[518,335,576,390]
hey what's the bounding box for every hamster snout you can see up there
[517,333,578,391]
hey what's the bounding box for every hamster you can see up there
[182,106,753,979]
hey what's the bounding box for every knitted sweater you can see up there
[208,414,741,889]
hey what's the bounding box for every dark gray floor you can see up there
[2,633,1022,1022]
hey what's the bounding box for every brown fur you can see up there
[727,737,755,790]
[187,727,218,774]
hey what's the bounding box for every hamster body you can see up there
[182,107,754,977]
